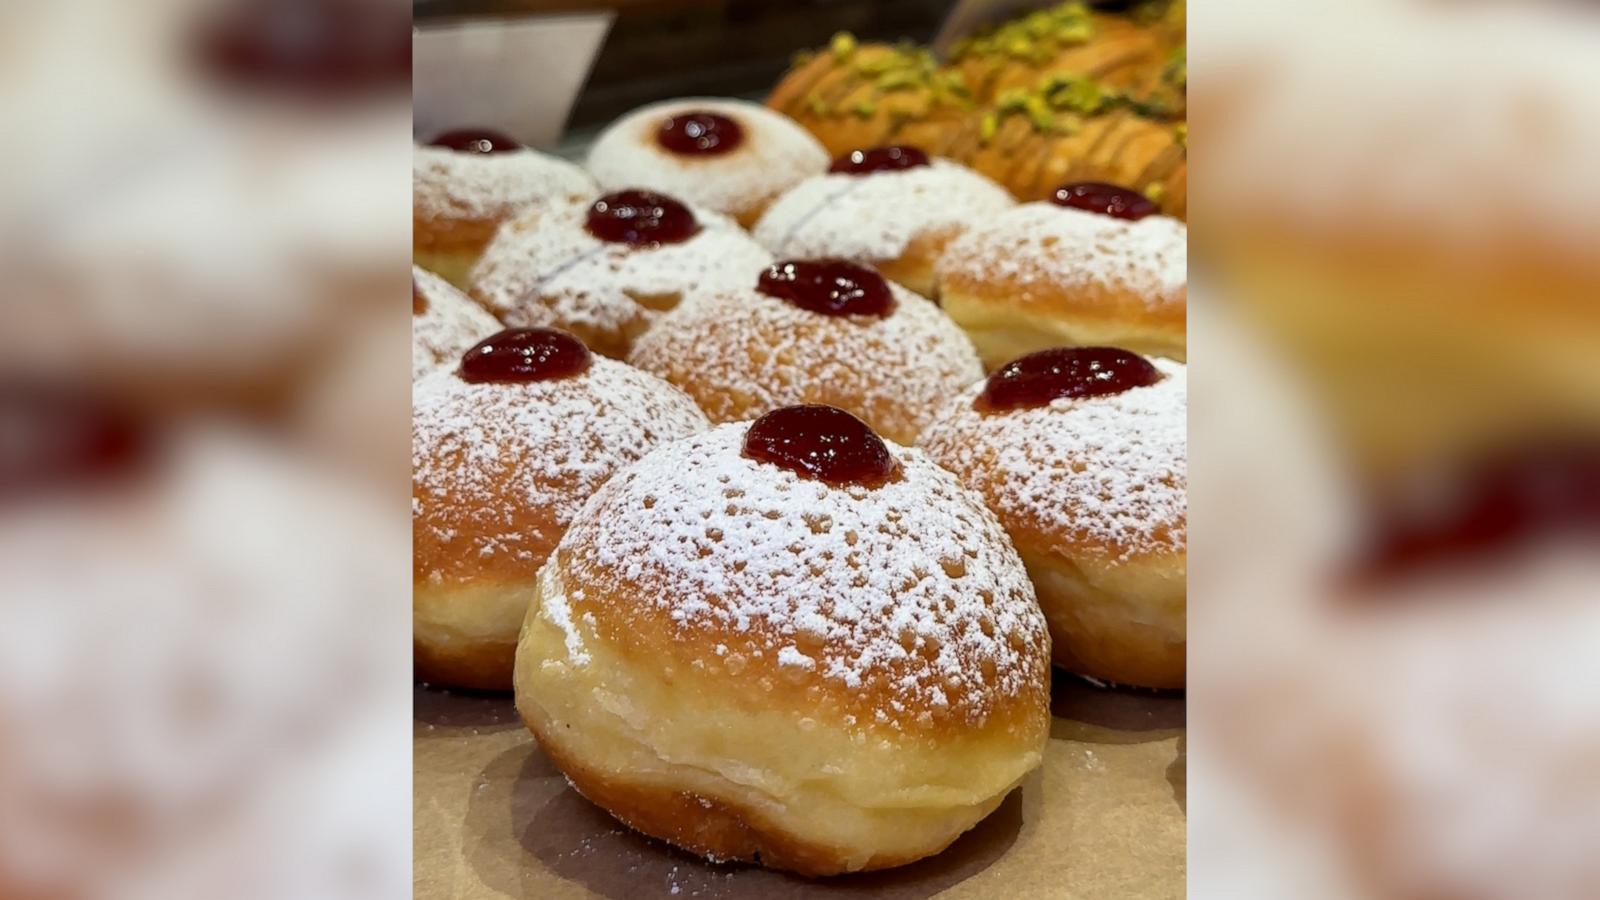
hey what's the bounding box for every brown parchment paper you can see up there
[414,670,1183,899]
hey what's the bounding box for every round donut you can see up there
[412,329,709,690]
[468,190,772,359]
[413,130,597,287]
[937,187,1187,368]
[920,348,1187,688]
[585,98,829,228]
[513,408,1051,876]
[628,259,982,445]
[1189,290,1600,899]
[11,148,347,413]
[752,147,1015,299]
[411,265,499,380]
[0,406,403,900]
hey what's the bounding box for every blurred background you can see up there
[418,0,952,131]
[1189,1,1600,898]
[0,1,411,898]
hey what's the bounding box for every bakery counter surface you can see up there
[414,672,1184,899]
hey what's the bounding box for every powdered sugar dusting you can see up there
[585,98,828,220]
[413,145,595,223]
[411,265,499,380]
[628,283,982,442]
[776,645,816,671]
[939,204,1187,309]
[753,160,1015,264]
[412,359,710,576]
[468,199,772,341]
[560,424,1048,727]
[920,359,1187,561]
[537,563,591,666]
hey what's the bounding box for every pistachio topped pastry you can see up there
[767,1,1186,217]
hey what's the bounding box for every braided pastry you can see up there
[767,2,1186,218]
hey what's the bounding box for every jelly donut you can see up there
[514,406,1051,875]
[629,259,982,445]
[753,146,1015,299]
[411,265,499,380]
[920,347,1187,688]
[414,128,596,287]
[412,328,709,690]
[468,190,772,359]
[586,98,829,228]
[0,406,404,900]
[937,182,1187,368]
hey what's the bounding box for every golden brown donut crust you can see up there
[467,200,773,362]
[518,550,1045,875]
[413,145,596,287]
[940,267,1187,367]
[556,550,1048,742]
[411,361,709,690]
[937,203,1187,367]
[875,228,950,300]
[526,722,1008,877]
[1020,542,1185,688]
[919,363,1187,688]
[628,285,981,446]
[750,159,1014,302]
[513,424,1051,873]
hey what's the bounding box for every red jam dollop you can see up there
[1354,443,1600,585]
[196,0,412,97]
[977,347,1162,412]
[0,381,148,501]
[742,405,900,487]
[459,328,592,384]
[1049,182,1159,221]
[657,111,744,156]
[757,259,894,318]
[584,190,700,246]
[428,128,523,155]
[829,145,931,175]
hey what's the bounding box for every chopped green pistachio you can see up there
[807,94,831,116]
[852,99,877,118]
[979,113,999,144]
[1004,36,1034,59]
[953,1,1096,62]
[1173,123,1187,146]
[1024,94,1055,130]
[1047,77,1105,114]
[1132,0,1173,26]
[935,71,971,98]
[1055,19,1093,43]
[996,88,1030,113]
[1143,182,1166,203]
[1122,94,1171,119]
[830,31,857,62]
[875,70,921,92]
[1164,48,1187,89]
[854,54,893,77]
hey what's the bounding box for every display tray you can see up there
[414,672,1184,899]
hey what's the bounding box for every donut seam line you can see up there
[775,179,871,256]
[521,244,609,305]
